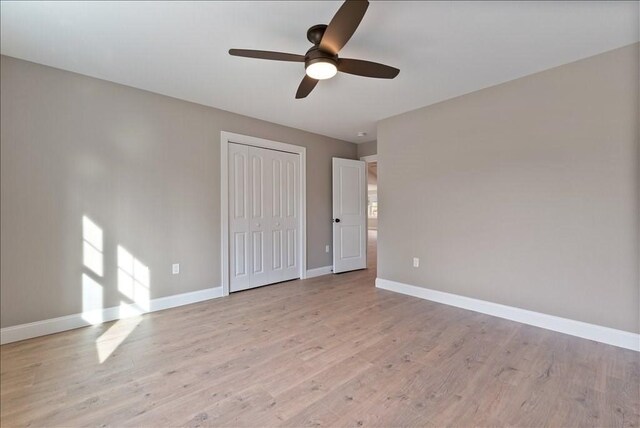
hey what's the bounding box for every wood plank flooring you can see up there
[1,231,638,427]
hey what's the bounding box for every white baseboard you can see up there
[0,287,223,345]
[305,266,333,278]
[376,278,639,352]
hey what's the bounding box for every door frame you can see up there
[359,154,378,164]
[220,131,307,296]
[360,154,378,257]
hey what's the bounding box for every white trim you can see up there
[376,278,640,352]
[305,265,333,278]
[360,154,378,163]
[0,287,223,345]
[220,131,307,296]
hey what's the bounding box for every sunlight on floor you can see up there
[95,313,142,363]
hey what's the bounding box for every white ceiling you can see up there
[1,1,638,143]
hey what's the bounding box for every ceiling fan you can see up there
[229,0,399,99]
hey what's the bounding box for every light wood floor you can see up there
[1,231,638,427]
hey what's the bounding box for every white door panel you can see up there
[229,144,250,290]
[248,147,271,288]
[340,225,362,258]
[230,143,300,292]
[273,230,283,269]
[332,158,366,273]
[281,152,299,280]
[271,155,285,281]
[233,232,247,275]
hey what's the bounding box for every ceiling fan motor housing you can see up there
[306,25,337,69]
[307,24,328,45]
[305,46,338,69]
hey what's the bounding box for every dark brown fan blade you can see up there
[295,75,319,99]
[338,58,399,79]
[229,49,305,62]
[319,0,369,55]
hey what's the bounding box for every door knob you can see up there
[334,218,341,223]
[256,223,261,227]
[275,222,280,226]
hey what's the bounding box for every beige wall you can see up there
[377,44,639,333]
[357,140,377,158]
[0,55,356,328]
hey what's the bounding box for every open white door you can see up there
[332,158,367,273]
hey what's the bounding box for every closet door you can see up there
[229,143,300,292]
[270,150,299,283]
[228,143,250,291]
[247,146,272,288]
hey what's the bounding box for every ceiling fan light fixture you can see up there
[305,58,337,80]
[229,0,398,98]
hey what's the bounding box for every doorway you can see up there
[361,155,378,271]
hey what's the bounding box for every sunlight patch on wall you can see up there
[117,246,150,312]
[118,301,144,318]
[81,216,105,325]
[81,273,103,325]
[82,216,104,276]
[80,216,150,363]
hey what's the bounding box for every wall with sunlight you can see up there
[0,54,357,328]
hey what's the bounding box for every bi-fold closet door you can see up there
[229,143,300,292]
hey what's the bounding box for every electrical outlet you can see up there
[172,263,180,274]
[325,245,330,253]
[413,257,420,268]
